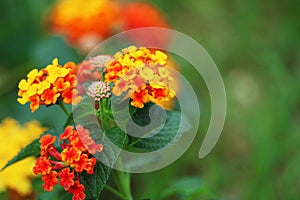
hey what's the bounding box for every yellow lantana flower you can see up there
[0,118,46,195]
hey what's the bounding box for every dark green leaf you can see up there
[129,109,190,151]
[73,98,97,125]
[105,126,127,148]
[130,103,153,126]
[111,97,137,129]
[80,162,111,200]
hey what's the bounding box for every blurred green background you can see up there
[0,0,299,199]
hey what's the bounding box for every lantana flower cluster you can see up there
[50,0,168,49]
[51,0,119,46]
[17,58,81,112]
[105,46,176,108]
[33,125,103,200]
[120,2,169,30]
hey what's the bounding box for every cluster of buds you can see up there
[87,81,111,101]
[17,58,81,112]
[33,125,103,200]
[105,46,176,108]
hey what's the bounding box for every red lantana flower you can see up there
[42,171,58,191]
[58,168,75,190]
[39,134,56,152]
[68,181,86,200]
[33,125,103,200]
[33,157,52,175]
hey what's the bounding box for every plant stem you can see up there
[100,98,108,131]
[113,169,133,200]
[105,185,128,200]
[59,101,70,116]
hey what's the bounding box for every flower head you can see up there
[105,46,176,108]
[50,0,119,47]
[17,58,82,112]
[87,81,111,101]
[33,125,103,200]
[118,2,170,47]
[88,55,113,71]
[119,2,169,30]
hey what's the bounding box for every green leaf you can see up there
[105,126,128,148]
[73,97,97,126]
[0,127,62,172]
[80,162,111,200]
[128,106,190,151]
[111,96,137,129]
[129,102,153,126]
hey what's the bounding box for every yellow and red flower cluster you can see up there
[105,46,176,108]
[33,125,103,200]
[17,58,81,112]
[50,0,169,49]
[51,0,119,46]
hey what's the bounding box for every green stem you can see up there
[99,100,104,130]
[99,98,115,131]
[98,92,132,199]
[105,185,128,200]
[113,169,133,200]
[59,101,70,116]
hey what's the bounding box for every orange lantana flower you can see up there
[105,46,176,108]
[51,0,119,47]
[17,58,82,112]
